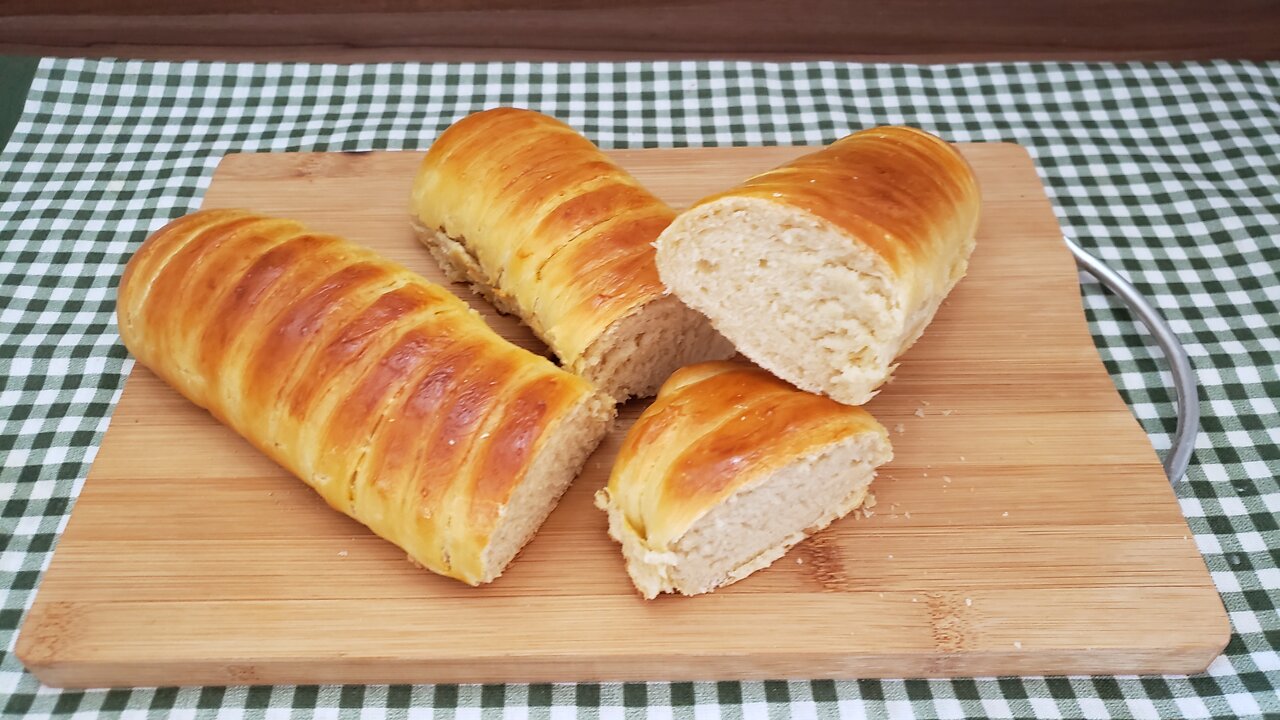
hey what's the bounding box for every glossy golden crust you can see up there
[601,361,890,554]
[117,209,607,585]
[695,125,980,280]
[410,107,676,384]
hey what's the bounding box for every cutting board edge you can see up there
[17,630,1230,689]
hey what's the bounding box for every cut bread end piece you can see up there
[655,197,907,406]
[477,392,615,584]
[596,430,892,598]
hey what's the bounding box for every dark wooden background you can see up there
[0,0,1276,61]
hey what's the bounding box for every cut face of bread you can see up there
[654,126,980,406]
[478,392,614,582]
[596,361,893,598]
[656,197,906,406]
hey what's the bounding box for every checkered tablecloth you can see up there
[0,56,1277,719]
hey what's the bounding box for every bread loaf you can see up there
[595,361,892,598]
[117,209,614,585]
[654,126,980,406]
[410,107,734,402]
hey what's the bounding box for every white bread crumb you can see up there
[653,194,965,405]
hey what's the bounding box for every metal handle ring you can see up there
[1065,238,1200,484]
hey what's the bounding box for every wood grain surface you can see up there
[2,0,1276,61]
[16,144,1229,688]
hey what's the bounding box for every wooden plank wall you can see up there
[1,0,1277,62]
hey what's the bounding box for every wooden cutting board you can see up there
[17,144,1229,688]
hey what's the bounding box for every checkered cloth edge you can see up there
[1,57,1277,719]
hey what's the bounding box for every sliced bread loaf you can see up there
[411,107,734,402]
[118,209,615,586]
[595,361,892,598]
[654,126,980,406]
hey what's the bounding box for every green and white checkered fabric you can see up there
[1,57,1277,719]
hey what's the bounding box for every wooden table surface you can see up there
[1,0,1277,63]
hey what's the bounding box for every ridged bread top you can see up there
[695,126,980,308]
[116,209,602,584]
[602,362,890,554]
[410,107,675,371]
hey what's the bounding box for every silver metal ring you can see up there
[1065,238,1200,484]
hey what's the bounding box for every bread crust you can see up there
[117,209,613,585]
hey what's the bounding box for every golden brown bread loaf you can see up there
[117,209,614,585]
[595,361,892,598]
[410,107,733,402]
[654,126,980,406]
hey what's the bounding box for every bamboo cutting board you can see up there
[17,144,1229,688]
